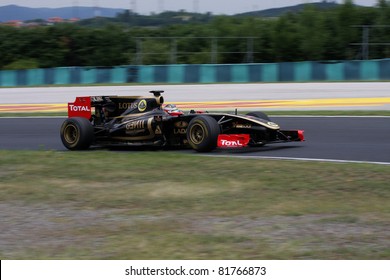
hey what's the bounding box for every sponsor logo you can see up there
[217,134,250,148]
[267,121,278,127]
[126,120,145,130]
[174,121,188,128]
[125,120,147,136]
[155,125,162,134]
[174,128,187,135]
[220,139,243,147]
[91,96,103,102]
[119,103,138,110]
[138,100,147,112]
[174,121,188,134]
[233,122,252,129]
[69,105,90,112]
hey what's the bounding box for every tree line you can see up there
[0,0,389,70]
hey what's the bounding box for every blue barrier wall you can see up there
[138,59,390,83]
[0,66,138,87]
[0,59,389,87]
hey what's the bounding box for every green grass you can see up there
[0,150,389,259]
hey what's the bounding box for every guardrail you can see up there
[0,59,389,87]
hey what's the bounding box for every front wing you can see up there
[217,130,304,148]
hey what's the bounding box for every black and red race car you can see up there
[60,90,304,152]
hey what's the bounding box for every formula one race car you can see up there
[60,90,304,152]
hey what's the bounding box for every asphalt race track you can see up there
[1,116,389,164]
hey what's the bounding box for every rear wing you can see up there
[67,95,149,119]
[68,96,92,119]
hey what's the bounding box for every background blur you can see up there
[0,0,389,69]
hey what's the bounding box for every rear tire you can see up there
[60,117,94,150]
[187,116,220,152]
[246,111,271,121]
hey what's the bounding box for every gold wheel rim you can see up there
[189,123,205,145]
[64,124,78,145]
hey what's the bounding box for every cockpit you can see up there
[163,104,184,116]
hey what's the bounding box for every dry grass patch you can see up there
[0,150,389,259]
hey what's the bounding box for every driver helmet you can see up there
[164,104,180,113]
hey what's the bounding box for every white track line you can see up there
[208,155,390,166]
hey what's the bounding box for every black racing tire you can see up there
[60,117,94,150]
[246,111,271,121]
[187,115,220,152]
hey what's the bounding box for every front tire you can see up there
[187,116,220,152]
[60,117,94,150]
